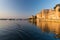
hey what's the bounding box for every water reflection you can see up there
[29,20,60,39]
[0,20,58,40]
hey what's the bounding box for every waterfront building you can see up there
[36,4,60,21]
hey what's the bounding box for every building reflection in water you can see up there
[29,20,60,39]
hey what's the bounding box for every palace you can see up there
[36,4,60,20]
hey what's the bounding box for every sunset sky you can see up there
[0,0,60,18]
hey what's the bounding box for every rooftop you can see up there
[54,4,60,9]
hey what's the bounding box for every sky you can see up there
[0,0,60,18]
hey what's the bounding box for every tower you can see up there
[54,4,60,19]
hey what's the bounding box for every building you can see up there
[29,15,37,22]
[36,4,60,21]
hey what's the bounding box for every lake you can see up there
[0,20,59,40]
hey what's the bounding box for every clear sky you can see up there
[0,0,60,18]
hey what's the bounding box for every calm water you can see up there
[0,20,59,40]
